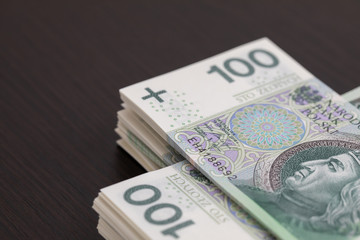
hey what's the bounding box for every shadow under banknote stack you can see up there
[94,38,360,240]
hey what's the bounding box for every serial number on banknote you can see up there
[187,137,238,180]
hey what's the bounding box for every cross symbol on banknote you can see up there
[141,88,167,103]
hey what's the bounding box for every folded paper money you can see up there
[118,38,360,239]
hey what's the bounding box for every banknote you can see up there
[120,38,360,239]
[343,86,360,110]
[116,87,360,171]
[113,87,360,239]
[94,161,274,240]
[116,110,184,170]
[117,110,182,167]
[116,126,277,239]
[97,218,125,240]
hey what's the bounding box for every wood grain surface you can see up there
[1,0,360,239]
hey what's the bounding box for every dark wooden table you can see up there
[1,0,359,239]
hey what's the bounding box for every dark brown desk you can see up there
[1,1,359,239]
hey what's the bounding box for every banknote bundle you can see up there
[93,161,275,240]
[116,88,360,173]
[94,38,360,240]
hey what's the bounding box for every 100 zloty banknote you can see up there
[120,38,360,239]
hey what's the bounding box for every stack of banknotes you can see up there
[93,38,360,240]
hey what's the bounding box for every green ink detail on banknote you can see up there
[127,130,167,168]
[120,37,360,239]
[167,79,360,239]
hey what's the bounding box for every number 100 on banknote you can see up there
[121,38,360,240]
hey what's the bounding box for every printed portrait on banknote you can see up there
[167,82,360,238]
[237,140,360,236]
[120,38,360,239]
